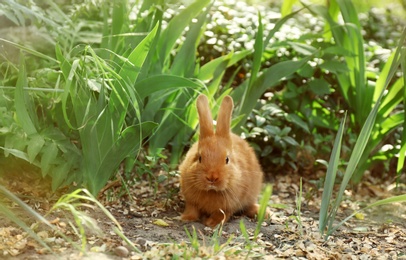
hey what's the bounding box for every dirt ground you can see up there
[1,165,406,259]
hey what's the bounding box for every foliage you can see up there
[243,100,301,171]
[319,27,406,239]
[1,0,211,194]
[304,0,406,182]
[0,0,316,194]
[48,188,136,252]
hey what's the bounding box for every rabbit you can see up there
[179,94,266,227]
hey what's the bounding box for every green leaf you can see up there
[157,0,210,64]
[288,42,318,56]
[281,0,298,17]
[264,8,304,49]
[0,38,57,63]
[0,147,40,167]
[234,57,312,131]
[397,48,406,180]
[319,60,349,74]
[41,142,58,176]
[135,75,205,100]
[86,122,157,195]
[286,113,310,133]
[110,0,127,52]
[308,79,331,96]
[319,112,346,234]
[118,23,159,88]
[171,4,211,77]
[330,194,406,236]
[15,55,37,136]
[51,162,71,191]
[255,184,272,239]
[198,50,250,82]
[27,134,45,163]
[248,12,264,91]
[239,220,250,242]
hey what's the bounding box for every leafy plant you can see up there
[305,0,406,182]
[48,188,137,252]
[0,0,213,193]
[319,27,406,239]
[243,101,301,171]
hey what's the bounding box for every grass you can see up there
[145,185,274,259]
[305,0,406,183]
[319,26,406,238]
[0,0,315,194]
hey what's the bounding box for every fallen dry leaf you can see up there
[153,219,169,227]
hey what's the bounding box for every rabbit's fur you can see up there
[179,94,264,227]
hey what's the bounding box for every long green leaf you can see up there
[110,0,127,53]
[319,112,346,234]
[352,27,406,182]
[328,194,406,236]
[157,0,210,65]
[14,55,37,136]
[109,23,159,129]
[134,75,205,100]
[263,8,304,50]
[396,48,406,181]
[281,0,298,17]
[325,34,405,232]
[327,88,384,234]
[87,122,157,195]
[171,4,211,77]
[0,147,40,167]
[198,50,251,81]
[234,57,312,131]
[0,38,57,63]
[248,12,263,90]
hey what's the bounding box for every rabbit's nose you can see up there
[206,176,219,184]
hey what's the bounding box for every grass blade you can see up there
[254,184,272,239]
[281,0,298,17]
[0,204,52,252]
[397,48,406,181]
[0,38,57,63]
[319,112,346,234]
[0,184,79,252]
[86,122,157,195]
[247,12,263,90]
[327,90,384,234]
[135,75,205,100]
[234,57,312,131]
[171,4,211,77]
[329,194,406,236]
[14,55,37,136]
[157,0,210,65]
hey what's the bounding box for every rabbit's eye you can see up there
[198,155,202,163]
[226,156,229,164]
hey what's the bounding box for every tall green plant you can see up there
[56,27,160,195]
[232,9,314,132]
[306,0,406,182]
[319,28,406,239]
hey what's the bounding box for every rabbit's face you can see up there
[193,136,233,191]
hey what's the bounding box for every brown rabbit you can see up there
[179,94,265,227]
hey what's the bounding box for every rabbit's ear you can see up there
[216,95,233,138]
[196,94,214,138]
